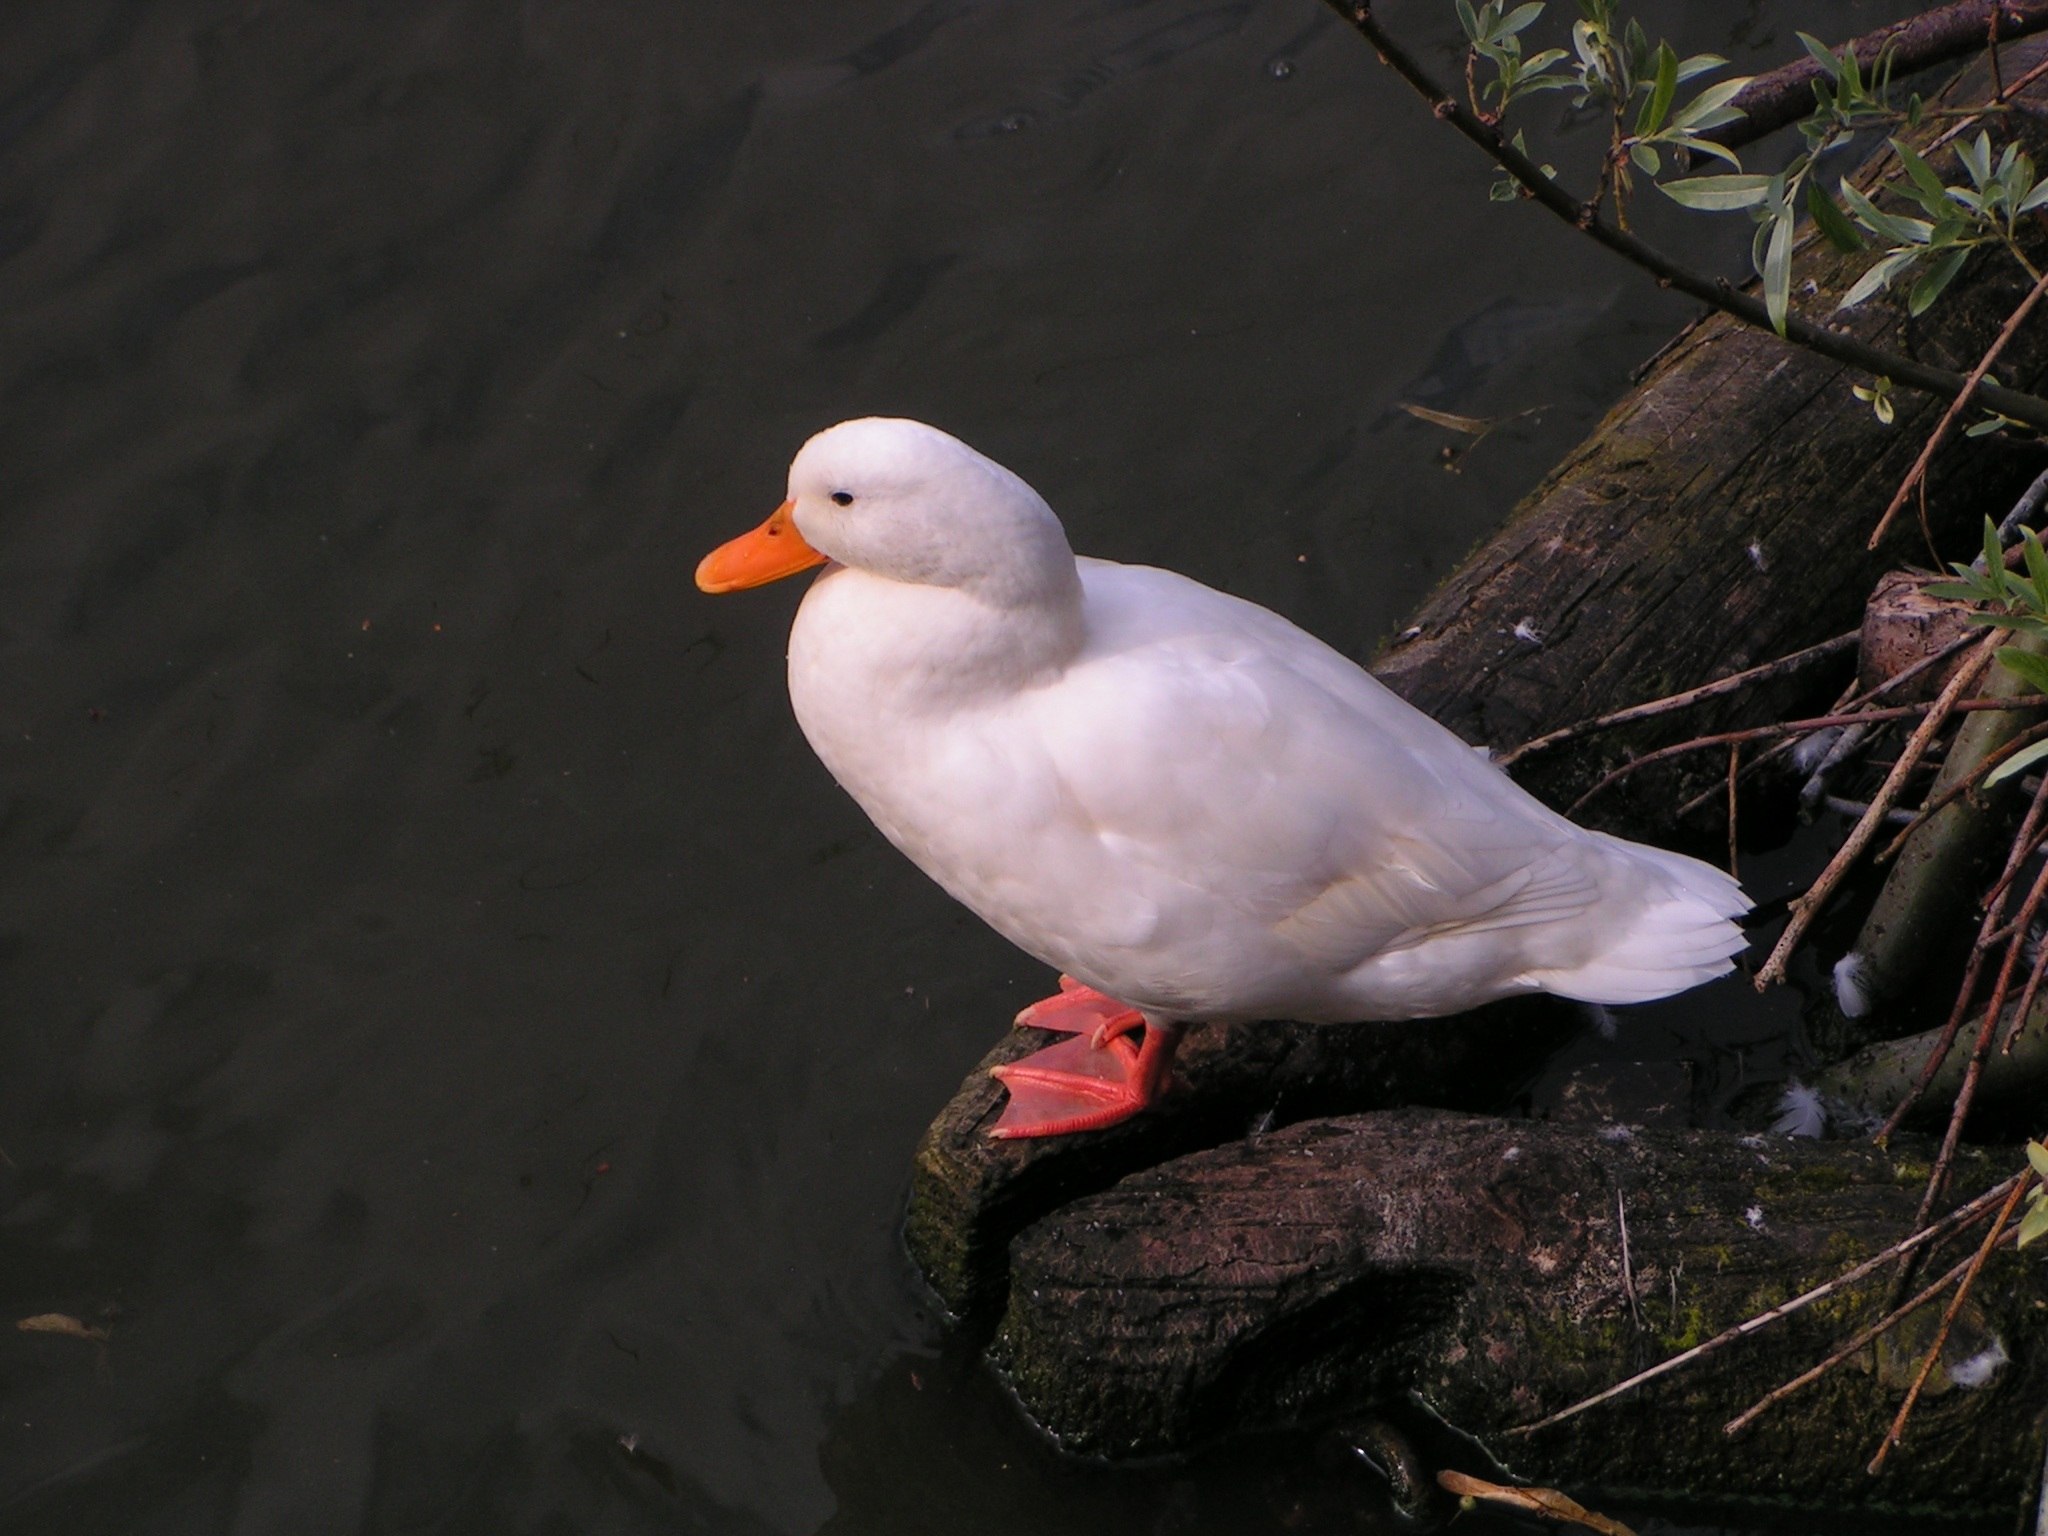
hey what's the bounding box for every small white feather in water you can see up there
[1833,952,1873,1019]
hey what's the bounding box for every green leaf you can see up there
[2020,1195,2048,1248]
[2022,529,2048,606]
[2029,1140,2048,1179]
[1637,42,1678,135]
[1839,180,1933,245]
[1659,173,1773,210]
[1908,244,1971,315]
[1668,76,1752,132]
[1892,140,1952,214]
[1671,134,1743,170]
[1630,142,1660,175]
[1968,613,2048,635]
[1805,178,1866,252]
[1499,2,1546,37]
[1763,206,1793,334]
[1796,31,1841,77]
[1837,248,1918,310]
[1675,52,1726,84]
[1924,579,1989,602]
[1456,0,1483,42]
[2018,180,2048,215]
[1993,647,2048,698]
[1960,130,1994,189]
[1986,735,2048,788]
[1840,39,1869,101]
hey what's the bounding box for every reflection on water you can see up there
[1,1,1916,1531]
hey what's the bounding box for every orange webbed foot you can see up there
[991,984,1183,1140]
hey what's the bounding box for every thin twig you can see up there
[1499,633,1857,769]
[1875,717,2048,862]
[1675,634,1982,822]
[1878,768,2048,1142]
[1927,50,2048,155]
[1980,809,2048,910]
[1571,687,2044,818]
[1867,1171,2033,1474]
[1992,2,2009,102]
[2004,912,2048,1053]
[1868,264,2048,549]
[1617,1189,1645,1332]
[1323,3,2048,431]
[1755,640,1998,990]
[1727,742,1741,876]
[1505,1174,2020,1435]
[1995,465,2048,549]
[1723,1228,2014,1436]
[1821,794,1922,825]
[1912,950,2042,1235]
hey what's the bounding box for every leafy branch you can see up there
[1923,515,2048,782]
[1320,3,2048,433]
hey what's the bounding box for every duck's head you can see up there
[696,418,1078,608]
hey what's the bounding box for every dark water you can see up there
[2,2,1922,1532]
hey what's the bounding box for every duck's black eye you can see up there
[830,490,854,507]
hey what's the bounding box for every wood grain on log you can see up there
[993,1111,2046,1516]
[906,1000,1580,1323]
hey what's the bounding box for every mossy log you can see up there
[1812,1006,2048,1136]
[1373,40,2048,823]
[906,999,1580,1321]
[992,1110,2047,1518]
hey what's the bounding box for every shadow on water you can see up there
[0,0,1926,1531]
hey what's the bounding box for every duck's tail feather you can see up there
[1522,836,1750,1005]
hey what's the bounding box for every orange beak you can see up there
[695,500,828,593]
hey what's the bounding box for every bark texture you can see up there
[994,1111,2047,1517]
[1711,2,2048,152]
[906,999,1579,1322]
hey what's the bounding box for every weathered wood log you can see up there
[1374,40,2048,824]
[992,1111,2047,1517]
[905,999,1580,1322]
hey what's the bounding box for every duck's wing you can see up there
[1032,563,1609,974]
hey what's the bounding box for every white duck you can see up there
[698,418,1748,1139]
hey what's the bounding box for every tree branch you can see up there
[1320,3,2048,434]
[1709,1,2048,152]
[1868,262,2048,548]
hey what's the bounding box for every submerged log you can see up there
[1374,39,2048,822]
[992,1111,2047,1517]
